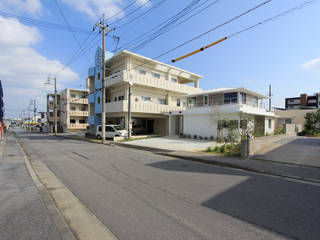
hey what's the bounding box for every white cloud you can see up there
[61,0,151,20]
[0,0,42,17]
[302,57,320,75]
[0,16,79,117]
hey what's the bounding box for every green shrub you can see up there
[210,136,214,140]
[205,147,212,152]
[187,134,191,138]
[204,136,208,140]
[214,146,219,152]
[199,136,203,140]
[220,145,226,153]
[193,135,197,139]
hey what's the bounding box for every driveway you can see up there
[124,136,218,152]
[253,137,320,167]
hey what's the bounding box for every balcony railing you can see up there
[69,111,89,116]
[105,70,202,94]
[105,100,185,114]
[67,124,88,129]
[188,97,265,109]
[69,98,88,104]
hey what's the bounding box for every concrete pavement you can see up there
[15,128,320,240]
[0,133,61,240]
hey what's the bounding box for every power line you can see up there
[108,0,140,21]
[116,0,167,29]
[110,0,151,26]
[155,0,273,61]
[171,0,319,62]
[54,0,91,64]
[113,0,204,52]
[131,0,221,52]
[0,10,90,34]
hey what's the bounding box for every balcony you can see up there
[69,98,88,104]
[69,111,89,117]
[106,100,185,114]
[67,124,88,129]
[105,70,202,94]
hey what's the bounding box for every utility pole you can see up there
[268,84,272,112]
[30,99,37,122]
[93,14,116,143]
[45,76,57,135]
[127,82,133,139]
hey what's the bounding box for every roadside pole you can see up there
[94,14,116,143]
[127,82,133,139]
[45,76,57,135]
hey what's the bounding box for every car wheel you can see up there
[97,135,101,140]
[115,134,120,137]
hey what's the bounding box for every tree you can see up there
[305,110,320,135]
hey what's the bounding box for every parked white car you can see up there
[96,125,128,139]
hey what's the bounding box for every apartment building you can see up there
[87,48,203,136]
[60,89,89,132]
[46,93,61,133]
[47,89,89,133]
[285,93,320,109]
[168,88,276,138]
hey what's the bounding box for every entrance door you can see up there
[146,120,154,134]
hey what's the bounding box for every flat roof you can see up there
[106,50,203,79]
[185,87,268,99]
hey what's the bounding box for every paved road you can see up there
[14,129,320,240]
[0,132,61,240]
[254,137,320,167]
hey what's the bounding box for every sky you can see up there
[1,0,320,118]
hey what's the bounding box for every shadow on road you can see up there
[148,159,320,240]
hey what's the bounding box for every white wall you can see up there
[264,117,275,135]
[183,114,217,138]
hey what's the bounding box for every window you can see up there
[268,119,272,129]
[79,119,86,124]
[141,96,152,102]
[183,101,187,107]
[224,92,238,104]
[79,95,85,99]
[204,95,208,105]
[177,98,181,107]
[70,94,76,98]
[70,106,76,111]
[97,72,101,80]
[107,98,111,103]
[136,69,146,75]
[106,126,115,132]
[114,97,117,102]
[218,120,227,129]
[98,126,102,131]
[240,92,247,104]
[159,99,166,105]
[171,77,178,83]
[97,96,101,104]
[70,119,76,124]
[151,72,160,79]
[118,96,125,101]
[81,107,86,111]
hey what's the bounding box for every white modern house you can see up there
[87,49,203,136]
[168,87,276,139]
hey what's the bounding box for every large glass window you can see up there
[118,96,124,101]
[136,69,146,75]
[240,92,246,104]
[159,99,166,105]
[177,98,181,107]
[171,77,178,83]
[224,92,237,104]
[70,119,76,124]
[70,94,76,98]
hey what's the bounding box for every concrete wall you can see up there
[275,109,317,130]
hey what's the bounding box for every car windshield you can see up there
[113,125,124,131]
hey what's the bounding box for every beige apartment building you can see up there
[47,88,89,133]
[87,50,203,135]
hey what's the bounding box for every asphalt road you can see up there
[254,136,320,167]
[15,129,320,240]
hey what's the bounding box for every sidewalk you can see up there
[0,133,61,240]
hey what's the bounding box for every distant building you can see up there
[46,88,89,133]
[285,93,320,109]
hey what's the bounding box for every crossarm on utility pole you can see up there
[171,37,227,63]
